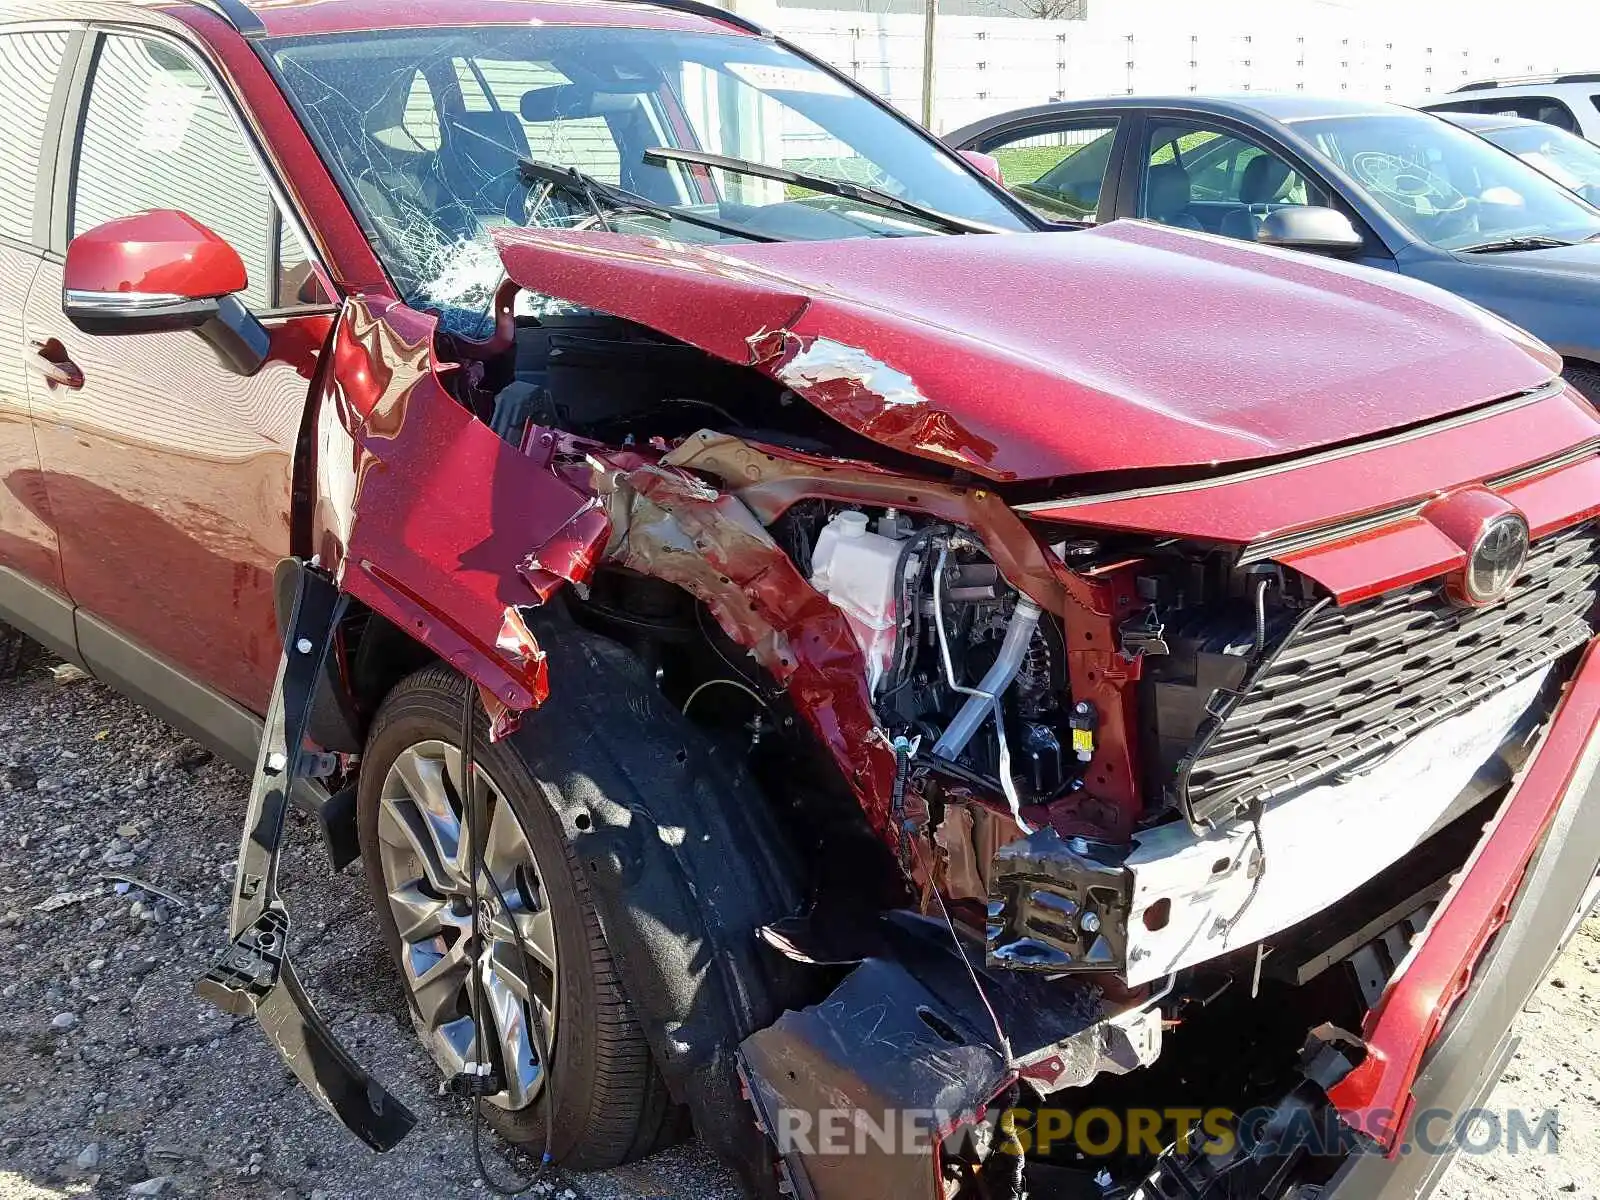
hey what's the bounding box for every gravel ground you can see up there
[0,663,1595,1199]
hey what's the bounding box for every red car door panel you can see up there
[0,248,65,600]
[26,262,324,711]
[26,30,331,713]
[0,30,77,618]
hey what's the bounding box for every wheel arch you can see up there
[1561,358,1600,408]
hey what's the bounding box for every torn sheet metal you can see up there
[1121,669,1547,987]
[490,224,1559,482]
[478,605,551,741]
[664,431,1144,838]
[775,337,930,410]
[311,296,609,711]
[591,431,1139,848]
[987,827,1131,975]
[590,450,902,840]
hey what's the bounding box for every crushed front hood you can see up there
[493,222,1559,482]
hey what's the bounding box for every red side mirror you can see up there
[62,210,267,375]
[958,149,1006,187]
[64,209,247,304]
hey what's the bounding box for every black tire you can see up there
[357,662,675,1169]
[0,622,39,680]
[1563,361,1600,408]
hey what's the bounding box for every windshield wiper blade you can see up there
[517,158,780,243]
[1459,234,1578,253]
[643,146,1009,235]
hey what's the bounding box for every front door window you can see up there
[1140,121,1326,241]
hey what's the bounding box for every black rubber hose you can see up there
[459,683,587,1198]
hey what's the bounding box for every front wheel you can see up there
[357,664,673,1168]
[1564,361,1600,409]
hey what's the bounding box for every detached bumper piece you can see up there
[196,560,417,1151]
[738,915,1161,1200]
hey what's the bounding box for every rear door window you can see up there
[0,31,72,247]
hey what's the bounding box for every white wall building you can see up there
[761,0,1600,134]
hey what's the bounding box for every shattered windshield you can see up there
[269,26,1028,336]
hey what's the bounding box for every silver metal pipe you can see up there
[933,593,1044,761]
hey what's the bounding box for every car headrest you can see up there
[437,110,531,216]
[1146,162,1193,219]
[442,110,531,169]
[1240,154,1292,205]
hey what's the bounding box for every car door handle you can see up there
[26,338,84,391]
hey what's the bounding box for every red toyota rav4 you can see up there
[1,1,1598,1197]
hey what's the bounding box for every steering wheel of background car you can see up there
[1350,149,1467,216]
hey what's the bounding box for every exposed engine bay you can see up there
[466,309,1327,833]
[457,308,1588,995]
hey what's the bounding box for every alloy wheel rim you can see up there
[375,739,557,1110]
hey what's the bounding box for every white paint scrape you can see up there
[776,337,929,408]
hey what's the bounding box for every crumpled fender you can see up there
[309,295,610,712]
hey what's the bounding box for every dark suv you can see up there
[2,3,1598,1199]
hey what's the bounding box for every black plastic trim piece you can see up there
[197,558,415,1151]
[291,779,359,871]
[189,0,267,38]
[272,558,362,755]
[47,23,95,258]
[606,0,768,36]
[29,28,85,253]
[62,291,220,336]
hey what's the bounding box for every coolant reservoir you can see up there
[809,510,903,694]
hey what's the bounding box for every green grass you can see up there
[992,142,1085,184]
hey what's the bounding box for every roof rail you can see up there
[1454,71,1600,92]
[188,0,266,37]
[611,0,768,35]
[187,0,763,39]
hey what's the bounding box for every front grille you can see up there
[1174,521,1600,829]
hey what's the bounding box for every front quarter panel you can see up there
[311,297,607,712]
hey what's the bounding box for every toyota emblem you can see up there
[1462,512,1530,606]
[1423,490,1532,609]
